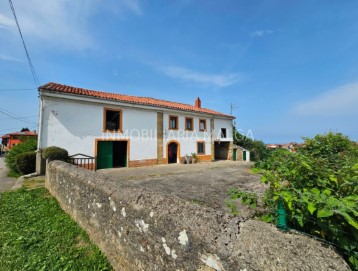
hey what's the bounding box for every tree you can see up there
[233,128,270,161]
[21,127,30,132]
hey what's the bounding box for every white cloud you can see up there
[293,82,358,116]
[122,0,143,15]
[0,0,143,51]
[159,65,243,88]
[0,53,22,62]
[0,14,14,28]
[251,29,274,37]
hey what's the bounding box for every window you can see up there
[104,108,122,132]
[185,117,193,131]
[169,116,178,130]
[199,119,206,131]
[221,128,227,138]
[197,142,205,154]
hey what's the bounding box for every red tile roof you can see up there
[1,131,37,138]
[39,82,234,118]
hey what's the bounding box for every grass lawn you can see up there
[0,181,112,271]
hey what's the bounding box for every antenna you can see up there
[230,103,238,115]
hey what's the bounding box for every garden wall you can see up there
[46,161,350,271]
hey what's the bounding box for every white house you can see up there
[37,82,235,170]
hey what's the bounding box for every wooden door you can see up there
[97,141,113,169]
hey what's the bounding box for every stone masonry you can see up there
[46,161,351,271]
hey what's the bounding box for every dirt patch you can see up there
[23,177,45,190]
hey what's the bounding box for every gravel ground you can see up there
[0,156,17,192]
[100,160,267,214]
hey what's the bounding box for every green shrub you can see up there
[5,139,37,174]
[253,132,358,269]
[42,146,68,161]
[15,151,36,174]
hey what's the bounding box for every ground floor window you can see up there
[197,141,205,154]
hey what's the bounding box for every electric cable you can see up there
[8,0,40,87]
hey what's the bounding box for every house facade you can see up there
[1,131,37,152]
[37,82,235,170]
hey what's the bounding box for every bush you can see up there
[15,151,36,174]
[5,139,37,174]
[254,132,358,269]
[42,146,68,161]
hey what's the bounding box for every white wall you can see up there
[40,94,233,164]
[122,107,157,160]
[162,113,213,159]
[214,118,233,142]
[40,97,102,156]
[40,96,157,160]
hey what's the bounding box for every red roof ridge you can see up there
[39,82,234,118]
[1,131,37,137]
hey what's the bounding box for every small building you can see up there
[232,145,250,162]
[1,131,37,152]
[37,82,236,170]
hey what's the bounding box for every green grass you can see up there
[0,187,112,271]
[7,171,21,178]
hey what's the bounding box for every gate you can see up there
[68,153,96,171]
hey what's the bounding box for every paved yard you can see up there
[100,161,266,214]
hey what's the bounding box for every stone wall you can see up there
[214,142,230,160]
[46,161,350,271]
[128,158,158,168]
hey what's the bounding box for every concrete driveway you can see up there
[0,156,17,192]
[100,161,266,214]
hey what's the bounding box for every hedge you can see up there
[5,139,37,174]
[42,146,68,161]
[15,151,36,175]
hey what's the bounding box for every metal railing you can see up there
[68,153,96,171]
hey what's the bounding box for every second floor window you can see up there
[221,128,227,138]
[169,116,178,130]
[185,118,193,131]
[104,108,121,132]
[199,119,206,131]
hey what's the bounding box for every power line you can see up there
[0,109,37,125]
[0,114,38,120]
[0,88,36,91]
[8,0,40,87]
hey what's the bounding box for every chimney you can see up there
[195,97,201,108]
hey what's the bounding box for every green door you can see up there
[243,150,247,161]
[97,141,113,169]
[233,149,237,161]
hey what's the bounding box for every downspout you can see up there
[37,89,44,151]
[36,89,45,174]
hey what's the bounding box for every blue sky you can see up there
[0,0,357,143]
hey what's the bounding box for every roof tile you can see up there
[39,82,234,118]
